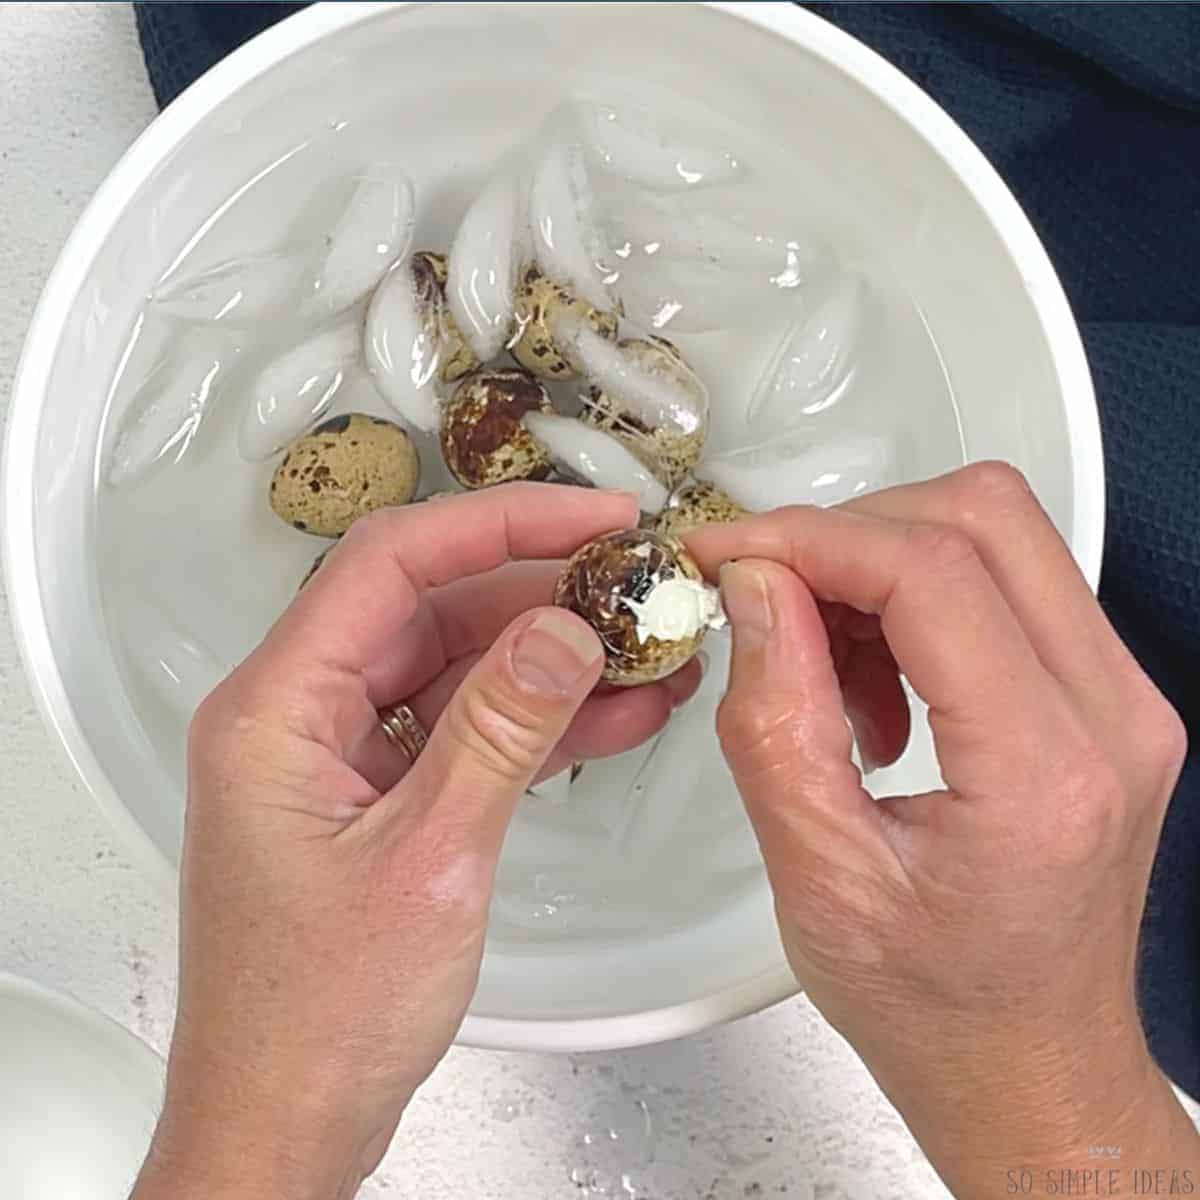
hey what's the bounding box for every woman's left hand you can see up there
[134,484,698,1200]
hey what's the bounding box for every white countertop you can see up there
[1,6,1185,1199]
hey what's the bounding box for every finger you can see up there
[822,602,909,770]
[715,559,907,906]
[543,657,704,767]
[687,506,1079,793]
[839,638,910,771]
[372,607,605,851]
[263,484,637,683]
[842,463,1157,767]
[361,560,564,709]
[351,653,702,795]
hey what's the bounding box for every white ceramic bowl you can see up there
[3,2,1101,1052]
[0,973,163,1199]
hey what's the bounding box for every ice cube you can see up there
[151,250,310,324]
[614,255,772,333]
[238,311,363,461]
[528,142,618,313]
[447,172,525,362]
[600,183,829,286]
[304,162,415,317]
[698,431,894,511]
[596,181,833,333]
[566,320,708,438]
[573,100,743,191]
[106,336,230,487]
[363,257,446,434]
[746,274,868,433]
[522,411,668,514]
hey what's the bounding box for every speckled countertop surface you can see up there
[1,6,1191,1199]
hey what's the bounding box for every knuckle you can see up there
[957,460,1035,514]
[1135,697,1188,789]
[187,686,225,754]
[717,696,793,768]
[903,521,979,577]
[1042,743,1126,866]
[446,683,548,781]
[187,679,247,766]
[383,824,492,931]
[342,505,398,548]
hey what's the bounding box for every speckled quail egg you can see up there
[553,528,725,686]
[440,367,555,489]
[654,480,749,538]
[580,335,708,488]
[409,250,479,384]
[269,413,420,537]
[510,262,619,380]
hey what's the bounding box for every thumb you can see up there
[716,561,902,911]
[392,607,604,850]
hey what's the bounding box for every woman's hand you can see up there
[133,484,698,1200]
[688,463,1197,1196]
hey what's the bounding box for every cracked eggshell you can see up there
[270,413,420,538]
[654,480,748,538]
[580,335,707,488]
[511,262,619,380]
[440,368,554,489]
[553,528,708,686]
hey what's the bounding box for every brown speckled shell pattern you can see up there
[411,250,479,384]
[269,413,420,538]
[654,480,748,538]
[553,529,707,686]
[510,263,620,380]
[440,368,555,488]
[581,337,707,489]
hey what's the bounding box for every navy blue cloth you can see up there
[134,3,1200,1093]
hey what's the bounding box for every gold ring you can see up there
[378,703,429,765]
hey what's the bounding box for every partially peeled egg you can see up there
[553,528,723,686]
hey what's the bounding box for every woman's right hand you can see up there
[688,463,1196,1196]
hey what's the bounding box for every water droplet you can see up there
[238,311,363,460]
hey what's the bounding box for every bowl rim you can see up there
[2,0,1102,1052]
[0,968,164,1080]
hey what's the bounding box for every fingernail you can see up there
[513,610,603,695]
[720,562,774,643]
